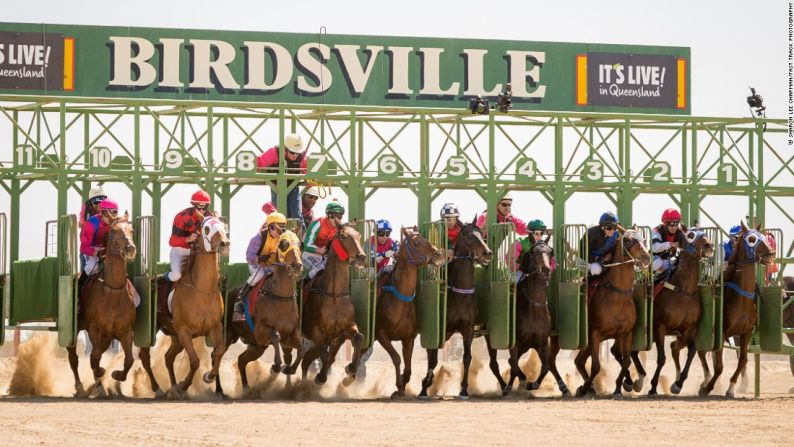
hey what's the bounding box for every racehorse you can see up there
[67,214,137,397]
[486,237,562,395]
[575,225,651,398]
[300,222,368,384]
[139,216,230,397]
[629,226,714,396]
[697,222,775,397]
[215,231,305,396]
[418,218,493,399]
[375,227,445,397]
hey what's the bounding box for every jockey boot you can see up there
[233,283,253,320]
[77,273,88,291]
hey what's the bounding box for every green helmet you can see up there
[326,201,345,215]
[528,219,546,231]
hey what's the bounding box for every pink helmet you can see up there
[99,198,118,212]
[661,208,682,223]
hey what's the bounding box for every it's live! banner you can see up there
[0,31,74,91]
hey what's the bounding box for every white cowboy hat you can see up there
[284,133,304,154]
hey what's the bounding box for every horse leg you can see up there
[202,323,227,387]
[283,330,309,375]
[401,337,415,395]
[66,345,85,397]
[343,326,365,380]
[671,339,697,394]
[237,344,267,393]
[163,335,183,389]
[269,330,284,375]
[574,342,592,397]
[300,345,321,381]
[418,348,439,399]
[530,341,551,392]
[697,350,712,389]
[610,344,631,391]
[548,335,571,396]
[175,328,199,395]
[315,343,332,385]
[648,325,667,396]
[613,335,632,399]
[138,347,164,397]
[377,332,404,398]
[89,333,111,397]
[214,335,236,398]
[670,338,683,382]
[459,328,474,399]
[629,351,646,392]
[700,346,724,397]
[485,337,508,395]
[513,345,530,387]
[110,330,135,382]
[726,333,750,398]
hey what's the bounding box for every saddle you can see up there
[244,277,268,316]
[156,280,174,316]
[301,269,324,301]
[586,277,601,304]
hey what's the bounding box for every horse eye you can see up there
[204,226,210,235]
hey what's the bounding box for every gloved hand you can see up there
[376,254,384,263]
[258,254,271,263]
[384,250,395,258]
[261,202,277,214]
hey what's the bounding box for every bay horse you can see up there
[575,225,651,398]
[300,222,368,384]
[375,227,445,398]
[629,226,714,396]
[697,222,775,397]
[67,214,137,397]
[215,231,305,395]
[486,237,560,395]
[418,218,493,399]
[139,216,230,397]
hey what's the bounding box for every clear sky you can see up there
[1,1,790,262]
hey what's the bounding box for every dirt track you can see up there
[0,334,792,446]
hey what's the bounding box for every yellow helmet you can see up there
[266,212,287,227]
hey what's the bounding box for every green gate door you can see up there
[555,224,587,350]
[632,226,654,351]
[696,227,723,351]
[758,228,784,352]
[486,222,517,349]
[419,220,447,349]
[57,214,79,347]
[133,216,157,347]
[351,219,376,349]
[0,213,6,345]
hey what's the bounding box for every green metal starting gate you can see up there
[133,216,157,347]
[351,219,377,349]
[755,228,785,353]
[632,226,654,351]
[0,213,6,345]
[419,220,448,349]
[696,227,723,351]
[56,214,79,347]
[554,224,588,350]
[479,222,517,349]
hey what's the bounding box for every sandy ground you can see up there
[0,333,792,446]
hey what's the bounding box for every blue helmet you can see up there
[376,219,392,233]
[728,225,741,236]
[599,211,619,227]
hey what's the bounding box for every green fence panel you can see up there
[696,227,723,352]
[10,257,59,323]
[556,224,587,349]
[759,285,783,352]
[631,226,653,351]
[419,220,447,349]
[351,220,376,349]
[489,281,514,349]
[474,266,489,329]
[557,281,581,349]
[696,284,717,351]
[57,276,76,347]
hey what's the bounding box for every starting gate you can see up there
[554,224,588,350]
[631,226,654,351]
[351,219,377,349]
[57,215,79,347]
[696,227,723,351]
[480,222,518,349]
[757,228,784,352]
[0,213,6,344]
[418,220,448,349]
[133,216,157,347]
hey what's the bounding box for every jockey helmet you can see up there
[440,203,460,218]
[302,185,321,198]
[190,190,211,205]
[88,185,107,201]
[376,219,392,233]
[528,219,546,231]
[99,198,118,211]
[326,201,345,215]
[729,225,742,236]
[599,211,619,227]
[500,193,513,203]
[661,208,682,223]
[266,212,287,227]
[284,133,304,154]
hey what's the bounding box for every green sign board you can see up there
[0,22,690,114]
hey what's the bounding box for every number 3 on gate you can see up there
[580,158,603,183]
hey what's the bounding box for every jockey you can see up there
[651,208,687,275]
[581,211,620,276]
[513,219,557,283]
[303,201,345,279]
[723,225,742,262]
[233,212,288,320]
[476,193,528,239]
[300,186,321,231]
[160,190,212,283]
[441,203,463,259]
[78,198,119,287]
[256,133,307,220]
[372,219,400,275]
[79,184,107,229]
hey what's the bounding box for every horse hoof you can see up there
[575,386,587,398]
[96,367,106,378]
[561,388,572,398]
[612,392,623,400]
[633,375,645,393]
[518,379,527,389]
[111,370,127,382]
[698,387,709,398]
[648,389,658,397]
[527,381,540,391]
[342,376,355,387]
[418,391,429,400]
[314,375,327,385]
[345,363,357,376]
[271,364,282,375]
[94,384,107,398]
[74,387,86,398]
[282,365,296,375]
[202,372,215,384]
[458,392,469,401]
[725,390,735,398]
[670,382,682,395]
[154,388,165,399]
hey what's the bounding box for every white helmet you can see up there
[440,203,460,218]
[302,185,321,197]
[284,133,304,154]
[500,192,513,202]
[88,185,107,200]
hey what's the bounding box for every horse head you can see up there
[277,230,303,277]
[618,224,651,269]
[456,216,493,266]
[682,225,715,259]
[198,216,230,256]
[520,239,552,282]
[400,226,445,267]
[107,211,137,261]
[336,222,367,270]
[734,221,776,266]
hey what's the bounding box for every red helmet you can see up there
[661,208,682,223]
[190,190,211,205]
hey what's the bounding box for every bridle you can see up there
[400,231,433,265]
[602,230,644,268]
[451,225,489,264]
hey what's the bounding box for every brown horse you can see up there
[486,237,560,395]
[300,222,368,384]
[697,222,775,397]
[575,225,651,398]
[418,219,493,399]
[629,226,714,396]
[139,216,230,397]
[375,227,445,397]
[67,214,137,397]
[215,230,305,395]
